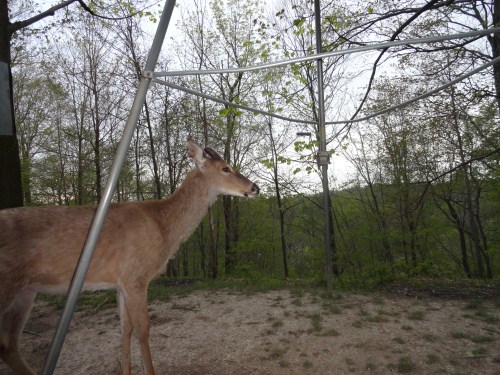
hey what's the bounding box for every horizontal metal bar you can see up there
[328,54,500,125]
[151,78,317,125]
[155,27,500,77]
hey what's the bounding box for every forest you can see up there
[5,0,500,288]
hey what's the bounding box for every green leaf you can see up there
[293,18,305,28]
[219,108,231,117]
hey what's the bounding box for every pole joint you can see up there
[316,150,331,166]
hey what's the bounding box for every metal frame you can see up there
[42,0,500,371]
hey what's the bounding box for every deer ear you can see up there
[187,138,205,167]
[203,147,222,161]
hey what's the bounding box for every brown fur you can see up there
[0,139,259,375]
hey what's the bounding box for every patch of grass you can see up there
[289,288,304,298]
[264,316,284,335]
[467,347,488,358]
[344,357,355,367]
[471,334,494,343]
[365,361,376,370]
[271,296,284,307]
[474,309,498,324]
[426,353,440,365]
[401,325,413,331]
[367,313,390,323]
[308,313,322,333]
[451,330,469,339]
[271,318,284,328]
[149,276,301,298]
[39,290,117,312]
[38,294,67,310]
[321,328,340,337]
[387,356,416,373]
[148,284,172,302]
[322,300,342,314]
[392,336,405,345]
[318,290,343,301]
[78,290,117,310]
[464,299,482,310]
[269,346,288,359]
[408,309,424,320]
[171,303,199,311]
[278,359,289,367]
[303,359,313,368]
[352,320,363,328]
[422,333,438,342]
[373,296,385,305]
[309,295,320,304]
[358,307,370,316]
[461,297,499,324]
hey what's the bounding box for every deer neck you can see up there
[159,168,218,243]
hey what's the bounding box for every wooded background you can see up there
[6,0,500,287]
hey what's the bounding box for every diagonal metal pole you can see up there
[314,0,334,291]
[41,1,176,373]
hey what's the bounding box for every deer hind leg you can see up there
[0,288,37,375]
[121,288,155,375]
[117,289,133,375]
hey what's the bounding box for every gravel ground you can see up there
[1,288,500,374]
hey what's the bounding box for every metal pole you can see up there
[41,1,176,373]
[314,0,334,291]
[155,28,500,77]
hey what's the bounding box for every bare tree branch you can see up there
[350,0,448,122]
[10,0,140,34]
[424,146,500,185]
[10,0,79,33]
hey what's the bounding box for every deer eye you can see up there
[222,167,230,173]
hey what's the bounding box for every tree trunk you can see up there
[267,120,289,279]
[125,21,161,199]
[144,101,161,199]
[134,125,143,201]
[445,199,472,278]
[0,0,23,209]
[199,96,217,279]
[326,191,339,276]
[450,87,484,276]
[223,194,235,274]
[491,0,500,113]
[222,110,236,274]
[20,142,31,205]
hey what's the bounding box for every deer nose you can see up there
[252,183,260,195]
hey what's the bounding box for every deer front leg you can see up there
[122,288,155,375]
[0,288,37,375]
[118,289,133,375]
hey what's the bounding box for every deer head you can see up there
[187,138,259,198]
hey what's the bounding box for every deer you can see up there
[0,138,259,375]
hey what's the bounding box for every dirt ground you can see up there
[1,287,500,375]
